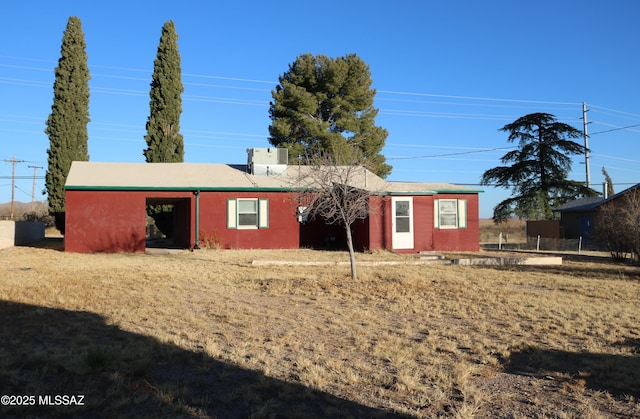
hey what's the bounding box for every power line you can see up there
[0,176,45,179]
[3,57,639,124]
[0,57,587,110]
[28,165,43,211]
[2,55,640,177]
[1,56,628,149]
[589,103,640,119]
[591,153,640,164]
[377,89,580,106]
[2,155,25,219]
[388,145,516,161]
[451,181,640,188]
[589,123,640,136]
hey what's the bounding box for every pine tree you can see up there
[45,16,91,233]
[269,53,391,178]
[144,20,184,163]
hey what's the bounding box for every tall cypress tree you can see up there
[602,166,615,197]
[45,16,91,234]
[144,21,184,238]
[144,20,184,162]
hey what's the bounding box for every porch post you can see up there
[194,190,200,249]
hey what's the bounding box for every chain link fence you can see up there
[525,236,603,252]
[483,233,605,253]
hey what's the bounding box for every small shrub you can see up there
[199,230,223,250]
[21,211,55,228]
[594,189,640,264]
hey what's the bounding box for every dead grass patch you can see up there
[1,245,639,417]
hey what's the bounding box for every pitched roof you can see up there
[65,161,480,195]
[552,196,604,213]
[600,182,640,204]
[65,162,259,190]
[553,183,640,213]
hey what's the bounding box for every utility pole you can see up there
[3,155,26,220]
[582,102,591,188]
[28,165,43,212]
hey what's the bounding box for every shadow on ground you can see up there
[29,237,64,251]
[505,342,640,399]
[0,300,407,418]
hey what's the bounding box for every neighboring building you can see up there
[552,196,604,239]
[553,183,640,240]
[64,149,482,253]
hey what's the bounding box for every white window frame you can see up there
[237,198,258,228]
[227,198,269,229]
[394,199,412,233]
[434,199,467,229]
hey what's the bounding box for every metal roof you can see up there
[65,161,480,194]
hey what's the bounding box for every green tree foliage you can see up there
[269,53,391,178]
[144,20,184,163]
[144,21,184,238]
[481,113,597,222]
[45,16,91,233]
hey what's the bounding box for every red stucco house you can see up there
[64,150,481,253]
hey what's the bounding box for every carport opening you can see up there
[299,218,348,250]
[145,198,191,249]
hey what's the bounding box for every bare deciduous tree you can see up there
[595,186,640,263]
[293,152,381,280]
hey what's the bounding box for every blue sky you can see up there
[1,1,639,218]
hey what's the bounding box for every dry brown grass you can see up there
[480,218,527,244]
[1,242,639,418]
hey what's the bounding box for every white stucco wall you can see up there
[0,221,45,249]
[0,221,15,249]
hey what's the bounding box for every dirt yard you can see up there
[1,241,639,418]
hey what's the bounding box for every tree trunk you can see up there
[344,223,357,280]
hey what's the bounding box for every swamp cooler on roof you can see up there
[247,148,288,176]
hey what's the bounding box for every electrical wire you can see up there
[589,123,640,136]
[388,145,516,160]
[1,55,640,181]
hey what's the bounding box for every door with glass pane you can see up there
[392,197,414,249]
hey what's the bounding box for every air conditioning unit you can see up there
[247,148,288,175]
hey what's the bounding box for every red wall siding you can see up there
[376,195,436,253]
[65,190,149,253]
[412,195,436,251]
[65,189,479,253]
[365,195,387,250]
[375,194,479,253]
[66,190,300,253]
[198,191,299,249]
[431,194,480,252]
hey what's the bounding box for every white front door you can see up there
[392,197,414,250]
